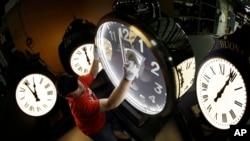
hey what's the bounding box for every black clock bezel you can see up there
[96,12,179,116]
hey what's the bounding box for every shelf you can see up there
[174,0,218,35]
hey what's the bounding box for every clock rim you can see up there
[96,12,179,116]
[195,49,250,130]
[15,72,58,117]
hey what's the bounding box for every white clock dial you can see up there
[15,73,57,117]
[177,57,196,97]
[70,44,94,76]
[196,57,247,129]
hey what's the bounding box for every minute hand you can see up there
[214,71,234,102]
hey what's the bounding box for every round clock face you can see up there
[95,16,178,115]
[196,57,247,129]
[177,57,196,97]
[15,73,57,117]
[70,44,94,76]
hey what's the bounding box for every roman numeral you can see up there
[39,77,44,84]
[76,50,82,55]
[229,109,236,119]
[219,64,225,75]
[235,87,242,91]
[43,104,48,109]
[47,90,53,95]
[203,74,210,83]
[29,105,35,111]
[210,66,216,75]
[45,83,50,89]
[234,100,242,107]
[37,106,42,112]
[186,61,192,69]
[214,112,217,120]
[222,113,227,123]
[19,87,26,92]
[202,82,208,91]
[229,69,237,82]
[202,95,208,102]
[207,104,212,112]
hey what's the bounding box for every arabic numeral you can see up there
[151,61,160,76]
[154,82,163,94]
[109,30,116,42]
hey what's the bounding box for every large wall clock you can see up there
[15,72,57,117]
[196,49,250,130]
[58,19,97,76]
[95,12,179,116]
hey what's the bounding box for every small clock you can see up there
[69,43,95,76]
[176,57,196,97]
[58,19,97,75]
[15,73,57,117]
[95,12,178,116]
[196,49,250,130]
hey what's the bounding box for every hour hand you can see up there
[24,80,40,101]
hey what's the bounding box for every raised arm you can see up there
[90,46,100,78]
[99,61,140,112]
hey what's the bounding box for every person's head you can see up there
[56,74,85,98]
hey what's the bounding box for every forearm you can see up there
[90,59,99,78]
[106,77,132,109]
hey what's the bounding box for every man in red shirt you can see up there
[56,47,141,141]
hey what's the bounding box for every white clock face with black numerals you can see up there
[196,57,247,130]
[70,44,94,76]
[15,73,57,117]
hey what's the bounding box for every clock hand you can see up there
[118,28,126,64]
[83,47,91,65]
[32,77,40,102]
[177,67,184,88]
[24,81,40,101]
[214,71,234,102]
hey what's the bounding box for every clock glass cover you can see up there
[196,57,247,129]
[95,17,178,115]
[15,73,57,117]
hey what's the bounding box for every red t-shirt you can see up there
[67,73,106,135]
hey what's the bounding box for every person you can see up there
[56,46,142,141]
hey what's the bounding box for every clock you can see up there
[112,0,196,98]
[15,72,57,117]
[95,12,179,116]
[176,57,196,97]
[196,49,250,130]
[69,43,95,75]
[58,19,97,75]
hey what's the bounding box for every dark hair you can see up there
[56,74,78,97]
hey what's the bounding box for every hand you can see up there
[93,46,99,60]
[24,79,40,101]
[123,60,140,81]
[214,71,234,102]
